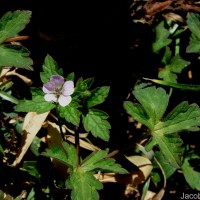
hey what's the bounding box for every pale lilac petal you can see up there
[43,82,55,93]
[58,95,72,107]
[44,94,57,102]
[50,75,64,87]
[62,81,74,96]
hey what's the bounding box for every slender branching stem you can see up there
[55,105,65,141]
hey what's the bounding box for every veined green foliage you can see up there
[186,12,200,53]
[152,21,172,53]
[40,54,64,84]
[124,84,200,168]
[0,45,33,70]
[83,109,111,141]
[42,143,128,200]
[151,151,177,183]
[15,88,56,113]
[0,10,31,44]
[182,151,200,190]
[159,47,190,83]
[81,149,128,174]
[87,86,110,108]
[0,10,33,69]
[66,169,103,200]
[59,101,81,126]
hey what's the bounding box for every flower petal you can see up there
[50,75,64,87]
[44,94,57,102]
[58,95,72,107]
[43,82,55,93]
[62,81,74,96]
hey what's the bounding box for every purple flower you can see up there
[42,75,74,107]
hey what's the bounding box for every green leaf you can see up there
[186,13,200,40]
[158,69,177,83]
[186,38,200,53]
[66,169,103,200]
[141,177,151,200]
[145,137,157,152]
[154,102,200,134]
[167,54,190,73]
[186,13,200,53]
[41,146,69,166]
[182,152,200,190]
[0,10,32,44]
[15,95,56,114]
[154,151,177,180]
[152,21,172,53]
[161,47,172,65]
[143,78,200,91]
[81,149,108,167]
[0,45,33,70]
[133,84,170,127]
[164,101,192,121]
[87,86,110,108]
[75,77,94,91]
[22,161,40,179]
[30,136,44,157]
[0,79,13,90]
[62,141,78,168]
[159,54,190,83]
[59,101,81,126]
[0,90,19,104]
[66,72,75,81]
[123,101,152,129]
[153,133,183,168]
[81,149,128,174]
[26,188,35,200]
[83,109,111,141]
[40,54,63,83]
[0,143,5,157]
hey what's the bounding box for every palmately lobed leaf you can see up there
[133,85,170,126]
[83,109,111,141]
[59,102,81,126]
[67,169,103,200]
[0,10,32,44]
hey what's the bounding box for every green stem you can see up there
[55,105,65,141]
